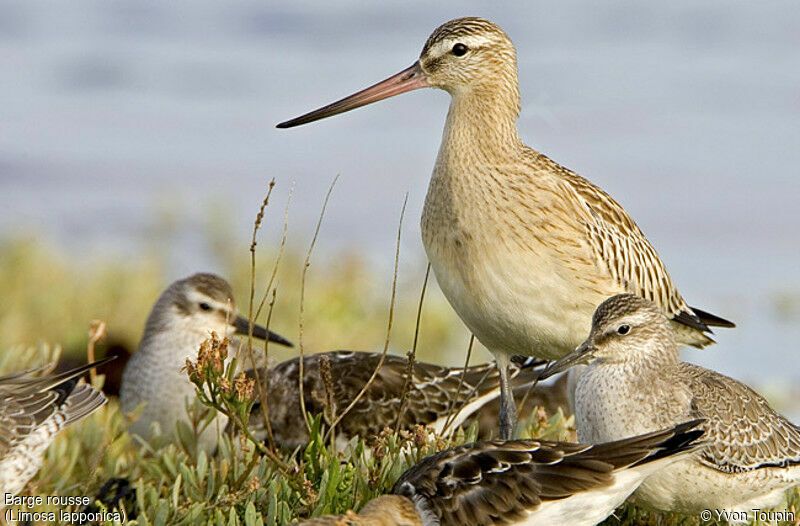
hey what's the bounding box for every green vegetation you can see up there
[1,343,576,525]
[0,219,797,525]
[2,344,795,525]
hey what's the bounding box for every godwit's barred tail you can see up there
[277,17,733,438]
[542,294,800,515]
[120,273,293,451]
[296,420,705,526]
[246,351,548,450]
[0,358,112,499]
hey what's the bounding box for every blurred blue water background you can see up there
[1,1,798,412]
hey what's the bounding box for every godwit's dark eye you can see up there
[617,324,630,335]
[452,43,468,56]
[199,302,212,311]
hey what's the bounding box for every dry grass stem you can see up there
[242,179,287,461]
[441,334,479,435]
[518,358,550,413]
[86,319,107,385]
[323,193,407,444]
[254,182,294,322]
[241,180,275,420]
[319,354,337,448]
[299,175,340,435]
[246,179,276,354]
[394,263,430,433]
[257,288,280,452]
[248,183,293,456]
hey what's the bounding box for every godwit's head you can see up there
[277,17,520,129]
[419,18,518,98]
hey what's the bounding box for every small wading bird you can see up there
[245,351,548,450]
[540,294,800,516]
[121,274,556,452]
[0,358,111,500]
[298,420,705,526]
[277,17,733,439]
[120,273,293,451]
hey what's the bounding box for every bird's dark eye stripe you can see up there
[452,43,468,56]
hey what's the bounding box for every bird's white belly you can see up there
[121,334,227,452]
[426,236,599,360]
[122,352,195,435]
[525,467,647,526]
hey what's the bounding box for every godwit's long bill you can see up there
[277,63,427,128]
[278,17,733,439]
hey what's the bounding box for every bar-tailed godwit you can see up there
[278,17,733,438]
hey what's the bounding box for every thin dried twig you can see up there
[248,184,293,456]
[257,288,280,451]
[299,176,340,435]
[231,401,291,473]
[255,183,294,321]
[318,354,337,449]
[517,359,550,415]
[440,334,476,435]
[394,263,430,433]
[242,181,278,454]
[323,194,407,444]
[440,367,496,437]
[247,179,276,349]
[87,319,107,386]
